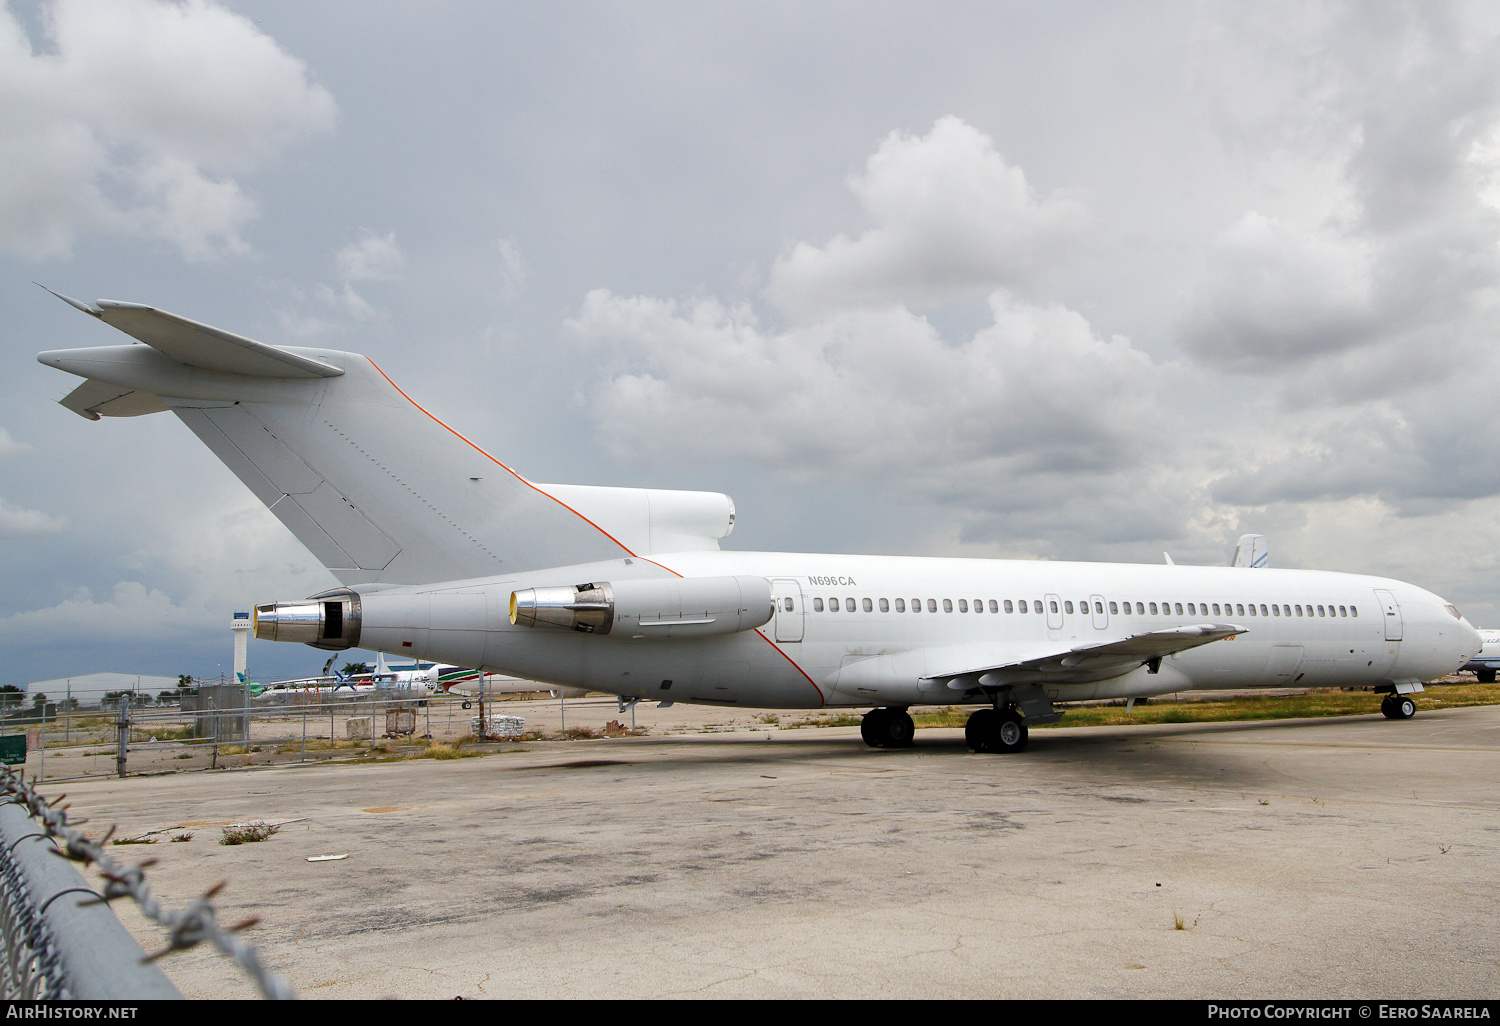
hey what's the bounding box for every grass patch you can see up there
[405,742,480,760]
[220,821,279,845]
[784,713,864,729]
[170,832,194,843]
[111,833,156,845]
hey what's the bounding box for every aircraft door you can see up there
[771,579,804,643]
[1045,593,1064,631]
[1090,594,1108,630]
[1374,589,1403,642]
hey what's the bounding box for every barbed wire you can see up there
[0,764,296,1000]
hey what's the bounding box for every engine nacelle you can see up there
[254,588,362,650]
[510,575,773,638]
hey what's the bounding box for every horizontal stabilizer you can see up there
[40,286,342,379]
[925,623,1246,688]
[60,378,168,420]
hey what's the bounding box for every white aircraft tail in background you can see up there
[1231,534,1269,568]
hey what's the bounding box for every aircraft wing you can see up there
[923,623,1246,689]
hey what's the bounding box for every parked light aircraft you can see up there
[37,293,1483,752]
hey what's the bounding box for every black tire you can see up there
[461,700,472,710]
[883,709,915,748]
[1479,669,1496,684]
[965,708,998,753]
[1380,695,1399,719]
[1395,695,1417,719]
[994,710,1029,753]
[861,709,889,748]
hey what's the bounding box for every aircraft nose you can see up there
[1461,618,1483,659]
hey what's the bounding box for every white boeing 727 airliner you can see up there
[37,293,1482,752]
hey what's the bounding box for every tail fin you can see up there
[38,294,645,585]
[1231,533,1269,568]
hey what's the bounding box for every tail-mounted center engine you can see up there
[510,575,774,638]
[254,588,363,650]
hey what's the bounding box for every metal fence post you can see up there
[114,696,129,779]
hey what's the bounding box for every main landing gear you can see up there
[1381,694,1417,720]
[965,707,1028,754]
[861,707,915,748]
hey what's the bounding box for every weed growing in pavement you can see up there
[220,821,280,845]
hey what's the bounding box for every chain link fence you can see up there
[0,766,294,999]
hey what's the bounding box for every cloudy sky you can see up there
[3,0,1500,689]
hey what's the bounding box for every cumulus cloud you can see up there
[0,0,335,260]
[568,286,1185,546]
[336,230,403,283]
[0,497,65,538]
[1181,5,1500,385]
[0,427,30,458]
[1179,213,1376,370]
[0,581,205,642]
[766,116,1088,319]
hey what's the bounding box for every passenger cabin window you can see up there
[1017,600,1026,613]
[1271,604,1279,616]
[943,599,953,613]
[1149,602,1158,615]
[911,598,921,613]
[862,598,872,612]
[1174,603,1183,615]
[813,598,824,612]
[1050,600,1059,614]
[1212,603,1221,616]
[928,599,938,613]
[988,599,998,613]
[1248,604,1256,616]
[1094,601,1104,614]
[1109,601,1119,614]
[829,598,839,612]
[975,598,985,612]
[1034,599,1043,613]
[1235,604,1244,616]
[1318,605,1325,617]
[895,598,905,612]
[784,597,795,612]
[1351,606,1358,616]
[846,598,856,612]
[1339,605,1347,616]
[1064,600,1073,614]
[879,598,889,612]
[1005,600,1015,613]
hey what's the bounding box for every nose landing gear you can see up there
[965,707,1028,753]
[860,707,915,748]
[1381,694,1416,720]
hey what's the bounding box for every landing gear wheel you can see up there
[461,700,472,710]
[1479,669,1496,684]
[966,708,1028,753]
[1381,694,1417,719]
[861,708,914,748]
[883,709,915,748]
[994,710,1029,753]
[965,708,998,752]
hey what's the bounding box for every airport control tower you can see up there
[231,611,251,683]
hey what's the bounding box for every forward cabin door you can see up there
[771,579,804,642]
[1374,589,1403,642]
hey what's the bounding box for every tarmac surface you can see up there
[56,704,1500,999]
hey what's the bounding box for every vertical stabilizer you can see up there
[1231,533,1269,568]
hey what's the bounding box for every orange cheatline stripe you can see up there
[363,356,638,558]
[754,628,825,706]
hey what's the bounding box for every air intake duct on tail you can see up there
[254,588,362,650]
[510,575,774,638]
